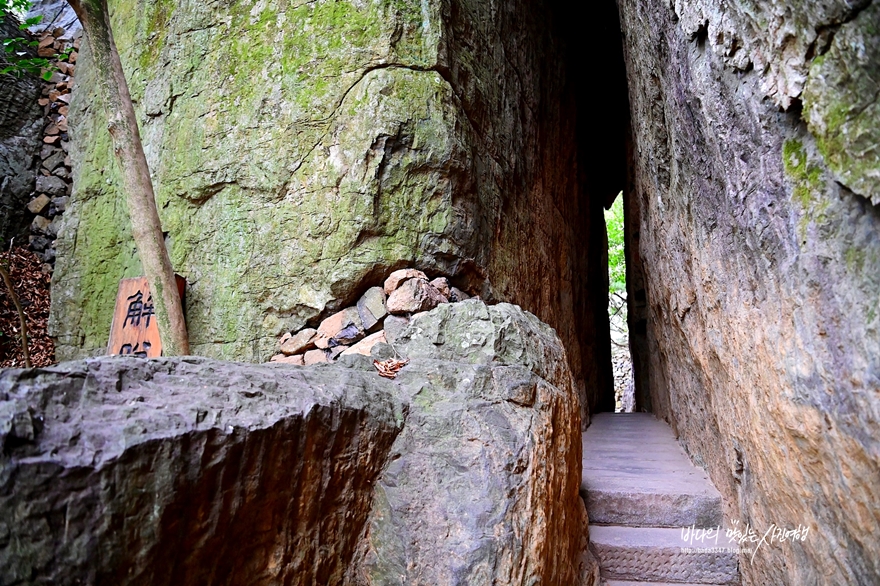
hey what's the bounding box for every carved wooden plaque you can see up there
[107,275,186,357]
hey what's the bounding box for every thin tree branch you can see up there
[0,263,30,367]
[67,0,190,355]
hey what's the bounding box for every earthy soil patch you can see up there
[0,246,55,367]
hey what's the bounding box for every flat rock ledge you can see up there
[1,301,597,586]
[0,356,404,586]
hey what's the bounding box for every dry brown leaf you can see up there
[0,246,55,368]
[373,357,409,379]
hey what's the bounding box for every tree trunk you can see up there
[67,0,189,355]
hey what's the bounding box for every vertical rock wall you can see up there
[0,14,43,245]
[50,0,611,420]
[618,0,880,583]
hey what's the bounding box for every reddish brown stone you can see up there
[340,331,386,357]
[303,349,329,365]
[316,307,364,347]
[269,354,304,365]
[429,277,451,299]
[383,268,428,295]
[386,278,448,315]
[281,328,317,356]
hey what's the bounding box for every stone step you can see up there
[582,413,723,528]
[590,525,739,585]
[599,580,736,586]
[582,481,722,528]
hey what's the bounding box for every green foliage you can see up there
[605,193,628,342]
[0,0,31,13]
[605,193,626,293]
[1,2,55,80]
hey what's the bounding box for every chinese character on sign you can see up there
[107,275,186,359]
[119,341,152,357]
[122,290,155,328]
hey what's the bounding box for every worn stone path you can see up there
[582,413,739,585]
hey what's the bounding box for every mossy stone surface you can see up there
[52,0,465,361]
[50,0,606,427]
[803,2,880,205]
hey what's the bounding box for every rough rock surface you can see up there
[803,2,880,205]
[280,327,317,355]
[618,0,880,583]
[356,286,387,331]
[0,356,404,586]
[50,0,612,421]
[2,301,595,585]
[385,277,447,315]
[0,14,43,244]
[25,0,82,38]
[349,300,596,585]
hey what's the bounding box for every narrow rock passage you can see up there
[582,413,739,585]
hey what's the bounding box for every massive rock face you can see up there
[618,0,880,583]
[3,301,595,585]
[50,0,611,420]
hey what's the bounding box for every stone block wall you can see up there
[0,14,43,245]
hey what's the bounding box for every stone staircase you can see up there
[582,413,740,585]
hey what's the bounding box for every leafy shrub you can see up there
[1,1,55,80]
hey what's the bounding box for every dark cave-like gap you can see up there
[551,0,649,414]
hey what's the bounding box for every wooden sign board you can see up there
[107,275,186,358]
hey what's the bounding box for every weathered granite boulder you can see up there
[50,0,612,422]
[391,300,573,390]
[0,357,404,586]
[351,300,596,585]
[617,0,880,583]
[3,301,596,585]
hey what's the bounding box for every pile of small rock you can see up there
[28,27,79,273]
[269,268,472,365]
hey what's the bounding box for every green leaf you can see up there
[21,14,42,27]
[605,192,627,297]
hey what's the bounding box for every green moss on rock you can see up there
[52,0,471,362]
[803,2,880,205]
[782,138,834,243]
